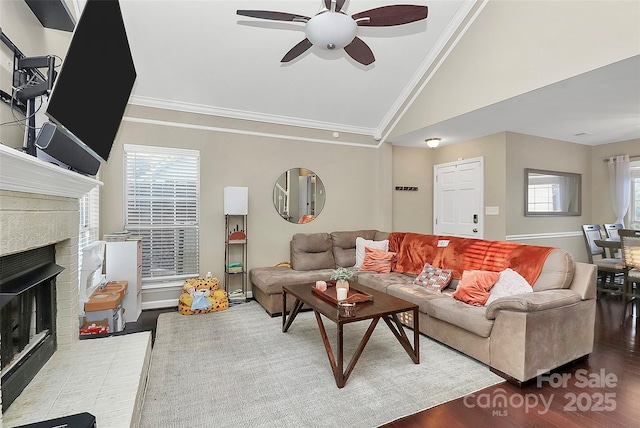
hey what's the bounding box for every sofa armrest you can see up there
[485,289,581,320]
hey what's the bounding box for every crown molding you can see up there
[128,95,376,137]
[121,116,379,149]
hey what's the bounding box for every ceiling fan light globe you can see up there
[425,138,441,148]
[305,12,357,50]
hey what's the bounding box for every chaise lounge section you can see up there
[250,230,596,384]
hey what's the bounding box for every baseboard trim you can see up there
[141,299,178,310]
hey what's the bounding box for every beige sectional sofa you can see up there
[249,230,597,384]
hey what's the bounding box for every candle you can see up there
[338,302,356,317]
[336,288,348,301]
[315,280,327,291]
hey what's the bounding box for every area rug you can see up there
[140,301,503,427]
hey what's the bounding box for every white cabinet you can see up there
[106,239,142,323]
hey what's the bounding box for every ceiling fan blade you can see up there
[344,37,375,66]
[281,39,313,63]
[324,0,346,12]
[352,5,428,26]
[237,10,310,22]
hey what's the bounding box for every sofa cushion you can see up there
[374,231,390,241]
[250,266,335,294]
[291,233,335,271]
[386,283,450,313]
[532,248,575,290]
[355,272,415,293]
[331,230,378,268]
[452,270,500,306]
[426,297,495,337]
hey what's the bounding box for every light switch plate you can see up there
[485,206,499,215]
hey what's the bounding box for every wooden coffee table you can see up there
[282,281,419,388]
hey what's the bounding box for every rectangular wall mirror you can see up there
[525,168,582,216]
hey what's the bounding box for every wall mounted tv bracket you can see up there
[12,53,57,156]
[13,55,57,102]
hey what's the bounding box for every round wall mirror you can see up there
[273,168,326,223]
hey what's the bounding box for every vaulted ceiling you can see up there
[118,0,477,142]
[35,1,640,148]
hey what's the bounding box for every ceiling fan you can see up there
[237,0,428,66]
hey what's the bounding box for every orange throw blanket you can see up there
[389,232,554,286]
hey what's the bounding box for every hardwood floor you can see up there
[381,294,640,428]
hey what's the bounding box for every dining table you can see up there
[594,237,621,258]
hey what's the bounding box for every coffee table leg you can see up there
[337,321,344,387]
[382,311,420,364]
[342,318,379,384]
[413,307,420,363]
[282,289,287,331]
[314,311,380,388]
[282,294,304,333]
[314,311,339,381]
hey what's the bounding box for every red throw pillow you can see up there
[361,247,396,274]
[452,270,500,306]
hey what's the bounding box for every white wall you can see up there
[100,106,393,279]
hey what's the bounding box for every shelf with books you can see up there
[224,214,247,300]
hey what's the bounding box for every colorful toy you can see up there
[178,276,228,315]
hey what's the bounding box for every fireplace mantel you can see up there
[0,144,102,198]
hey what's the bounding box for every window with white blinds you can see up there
[124,144,200,283]
[78,185,100,287]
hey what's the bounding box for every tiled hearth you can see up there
[3,333,151,427]
[0,145,151,427]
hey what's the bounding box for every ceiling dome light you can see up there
[425,138,441,148]
[305,12,357,50]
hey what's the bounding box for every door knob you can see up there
[473,228,478,233]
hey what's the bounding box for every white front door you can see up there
[434,157,484,238]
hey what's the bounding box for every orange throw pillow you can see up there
[452,270,500,306]
[361,247,396,274]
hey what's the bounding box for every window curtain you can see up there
[608,155,631,226]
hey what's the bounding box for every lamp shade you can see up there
[224,186,248,215]
[305,12,357,49]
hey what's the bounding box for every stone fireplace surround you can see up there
[0,145,151,426]
[1,145,100,412]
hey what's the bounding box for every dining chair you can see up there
[603,223,624,257]
[619,229,640,323]
[581,224,625,295]
[603,223,624,239]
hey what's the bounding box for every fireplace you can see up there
[1,245,63,412]
[0,144,103,420]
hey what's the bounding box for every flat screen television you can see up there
[45,0,136,163]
